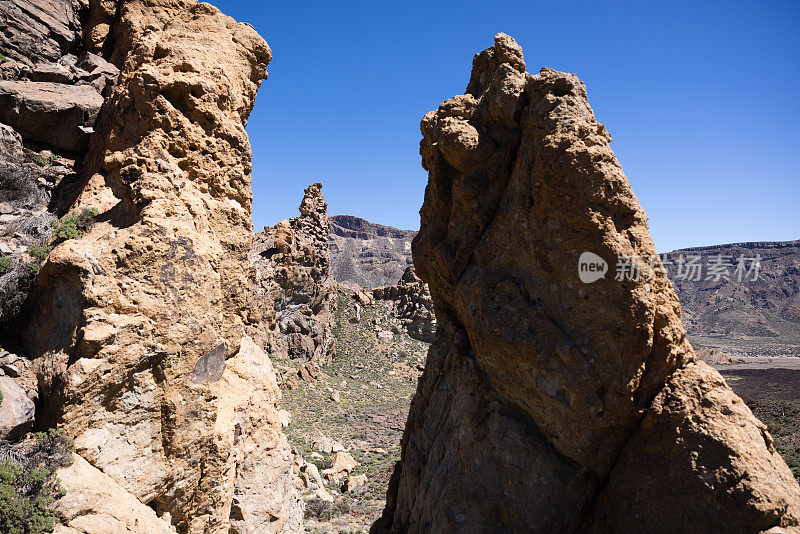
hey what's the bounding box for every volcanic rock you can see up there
[0,375,35,440]
[373,266,436,342]
[23,1,301,531]
[375,34,800,533]
[0,0,83,65]
[249,182,336,363]
[0,80,104,152]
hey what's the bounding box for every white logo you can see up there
[578,252,608,283]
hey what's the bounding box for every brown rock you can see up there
[249,183,336,363]
[54,454,173,534]
[344,474,368,493]
[23,1,300,532]
[375,34,800,533]
[0,80,103,152]
[0,375,35,440]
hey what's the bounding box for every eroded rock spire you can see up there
[375,33,800,533]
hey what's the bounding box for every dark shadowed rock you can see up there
[375,34,800,534]
[0,80,103,152]
[0,0,83,65]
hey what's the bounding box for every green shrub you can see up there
[0,429,74,534]
[0,257,10,273]
[24,208,98,274]
[31,153,58,168]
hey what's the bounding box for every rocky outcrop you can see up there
[372,266,435,343]
[376,34,800,533]
[0,0,121,343]
[329,215,416,289]
[0,375,35,440]
[21,1,301,532]
[249,183,336,363]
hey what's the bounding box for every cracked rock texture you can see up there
[249,182,336,363]
[372,266,435,343]
[23,1,302,532]
[375,34,800,534]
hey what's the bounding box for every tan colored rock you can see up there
[23,1,301,531]
[343,474,368,493]
[54,454,173,534]
[249,183,336,363]
[329,451,358,475]
[376,34,800,533]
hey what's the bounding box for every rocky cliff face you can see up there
[329,215,415,289]
[376,34,800,533]
[249,182,336,363]
[0,0,120,340]
[372,266,435,343]
[17,1,302,531]
[666,240,800,355]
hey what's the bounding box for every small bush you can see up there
[0,429,74,534]
[31,153,58,168]
[0,257,10,273]
[24,208,98,273]
[304,498,333,521]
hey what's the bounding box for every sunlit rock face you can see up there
[249,182,336,364]
[23,1,302,531]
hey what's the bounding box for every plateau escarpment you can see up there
[376,34,800,533]
[249,182,336,363]
[8,0,302,532]
[329,215,415,289]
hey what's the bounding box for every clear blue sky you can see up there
[214,0,799,252]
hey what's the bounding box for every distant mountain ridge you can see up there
[329,215,800,356]
[664,239,800,356]
[328,215,416,289]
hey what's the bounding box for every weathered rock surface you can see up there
[329,215,416,289]
[54,454,174,534]
[373,266,435,342]
[376,34,800,533]
[249,183,336,363]
[0,0,83,65]
[0,375,35,440]
[22,1,301,531]
[0,80,104,152]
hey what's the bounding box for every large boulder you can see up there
[375,34,800,533]
[24,1,301,531]
[0,375,35,440]
[0,80,104,152]
[249,182,336,363]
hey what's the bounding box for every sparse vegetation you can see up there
[31,153,58,168]
[0,429,74,534]
[24,208,98,273]
[0,257,10,274]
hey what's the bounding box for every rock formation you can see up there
[17,1,302,531]
[329,215,416,289]
[375,34,800,533]
[372,266,435,343]
[0,0,120,341]
[249,182,336,363]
